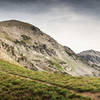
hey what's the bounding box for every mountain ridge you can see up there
[78,50,100,71]
[0,20,99,76]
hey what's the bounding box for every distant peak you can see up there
[79,49,100,55]
[0,20,24,23]
[5,20,20,22]
[86,50,96,53]
[0,20,31,25]
[0,20,40,32]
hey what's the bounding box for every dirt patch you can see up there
[81,92,100,100]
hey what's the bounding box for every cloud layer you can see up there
[0,0,100,52]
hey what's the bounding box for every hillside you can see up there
[0,20,99,76]
[78,50,100,71]
[0,20,100,100]
[0,59,100,100]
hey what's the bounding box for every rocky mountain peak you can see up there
[0,20,99,76]
[0,20,40,32]
[78,50,100,70]
[79,50,100,55]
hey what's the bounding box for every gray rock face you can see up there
[78,50,100,72]
[0,20,99,76]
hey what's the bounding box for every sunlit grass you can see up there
[0,59,100,94]
[0,70,91,100]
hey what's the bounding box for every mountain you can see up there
[0,20,99,76]
[0,20,100,100]
[78,50,100,71]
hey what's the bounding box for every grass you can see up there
[0,59,100,93]
[0,59,100,99]
[21,35,31,41]
[0,60,92,100]
[0,72,91,100]
[47,60,64,71]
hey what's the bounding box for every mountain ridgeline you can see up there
[78,50,100,71]
[0,20,99,76]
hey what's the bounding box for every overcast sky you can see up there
[0,0,100,53]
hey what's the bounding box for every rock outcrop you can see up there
[78,50,100,72]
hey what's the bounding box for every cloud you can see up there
[1,0,100,17]
[0,0,100,52]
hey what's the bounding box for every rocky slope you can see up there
[78,50,100,71]
[0,20,99,76]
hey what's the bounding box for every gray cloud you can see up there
[0,0,100,19]
[0,0,100,52]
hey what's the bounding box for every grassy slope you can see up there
[0,59,100,100]
[0,49,21,66]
